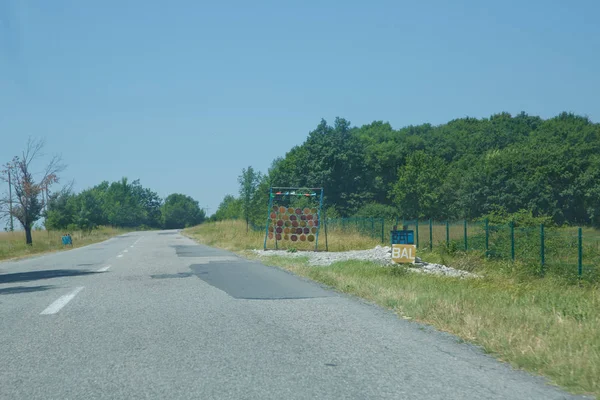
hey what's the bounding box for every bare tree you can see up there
[0,138,65,245]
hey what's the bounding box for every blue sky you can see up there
[1,0,599,223]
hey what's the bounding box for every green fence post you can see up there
[510,221,515,261]
[429,218,433,251]
[381,218,385,243]
[540,223,545,276]
[464,219,468,251]
[446,220,450,248]
[485,219,489,254]
[578,227,583,279]
[416,218,420,249]
[324,215,329,252]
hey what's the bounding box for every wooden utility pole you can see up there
[8,168,14,231]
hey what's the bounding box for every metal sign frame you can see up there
[263,187,325,251]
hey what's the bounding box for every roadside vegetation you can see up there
[185,220,600,397]
[211,112,600,230]
[185,220,380,252]
[0,226,128,261]
[2,139,206,251]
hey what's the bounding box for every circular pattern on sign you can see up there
[284,220,291,227]
[311,227,317,234]
[287,207,294,214]
[314,219,319,226]
[268,226,274,232]
[295,208,302,215]
[308,220,314,227]
[311,208,317,214]
[276,233,282,240]
[306,214,313,221]
[307,234,315,242]
[292,220,299,227]
[300,221,307,227]
[284,227,290,234]
[303,208,310,215]
[284,234,289,240]
[300,235,306,242]
[303,227,310,234]
[268,233,274,239]
[270,212,276,219]
[276,227,283,234]
[289,215,297,221]
[277,220,284,227]
[279,206,286,214]
[273,206,279,212]
[296,228,303,234]
[282,214,289,221]
[300,215,306,221]
[291,235,298,242]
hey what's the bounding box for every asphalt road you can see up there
[0,231,586,399]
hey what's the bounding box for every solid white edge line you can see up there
[117,254,123,258]
[123,250,128,253]
[97,265,111,272]
[40,287,85,315]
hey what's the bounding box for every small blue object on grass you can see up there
[62,235,73,246]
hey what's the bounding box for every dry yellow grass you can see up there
[0,227,129,261]
[184,220,381,252]
[186,220,600,397]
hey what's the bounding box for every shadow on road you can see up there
[0,285,55,295]
[0,269,98,284]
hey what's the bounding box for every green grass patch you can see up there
[187,220,600,397]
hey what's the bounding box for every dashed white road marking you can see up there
[123,250,128,253]
[41,287,84,315]
[97,265,111,272]
[117,254,123,258]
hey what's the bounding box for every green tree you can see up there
[238,166,263,232]
[354,202,398,220]
[161,193,205,229]
[390,151,448,219]
[263,113,600,224]
[73,190,104,231]
[45,187,76,230]
[214,195,243,221]
[100,178,162,228]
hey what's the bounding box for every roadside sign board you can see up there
[391,244,416,264]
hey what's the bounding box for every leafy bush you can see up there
[354,203,398,220]
[479,208,554,227]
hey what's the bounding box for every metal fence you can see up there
[325,217,600,283]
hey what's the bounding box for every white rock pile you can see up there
[251,245,478,278]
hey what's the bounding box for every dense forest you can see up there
[215,112,600,227]
[44,178,205,231]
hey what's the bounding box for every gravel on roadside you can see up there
[251,246,479,278]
